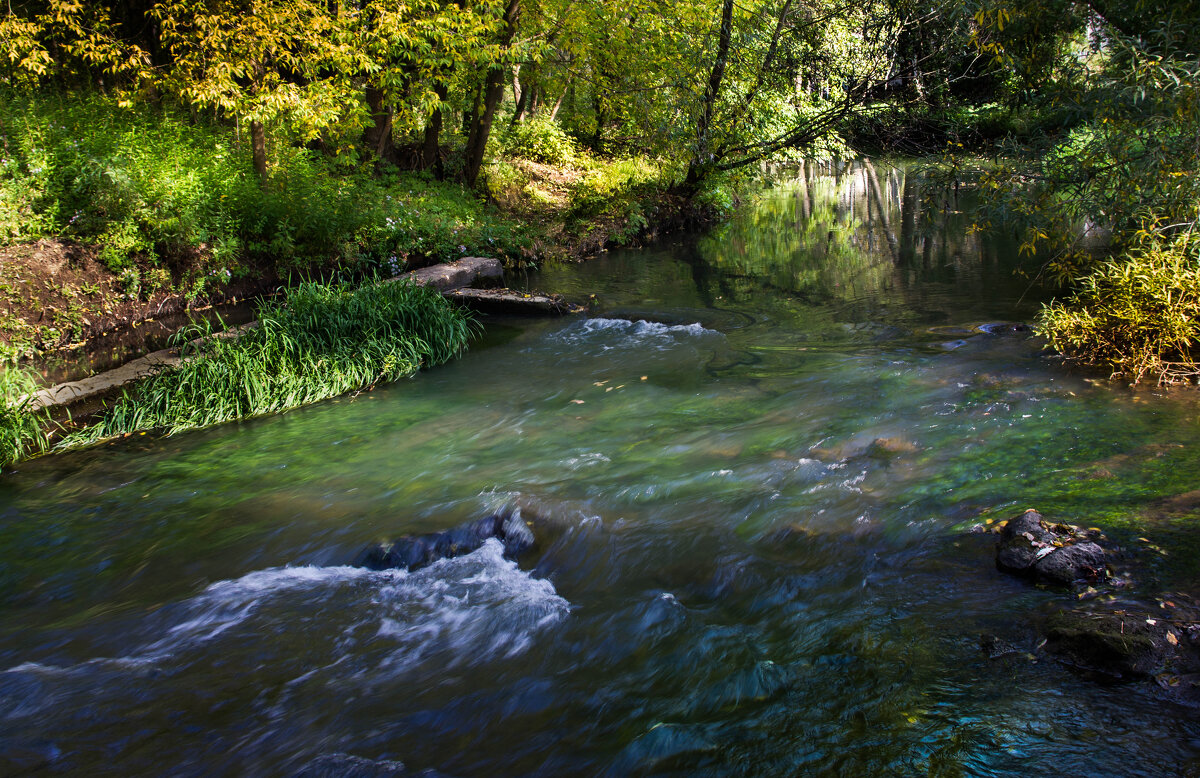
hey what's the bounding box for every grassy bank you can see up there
[58,279,475,450]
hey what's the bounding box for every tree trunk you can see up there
[362,85,397,165]
[463,0,520,188]
[250,120,268,186]
[528,82,541,117]
[591,93,605,150]
[683,0,735,192]
[511,64,528,124]
[422,82,448,177]
[548,82,568,121]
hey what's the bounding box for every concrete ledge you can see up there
[30,348,178,411]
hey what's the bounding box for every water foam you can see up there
[3,540,568,685]
[372,539,569,670]
[552,317,721,351]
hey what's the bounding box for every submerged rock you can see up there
[355,512,535,572]
[866,436,921,458]
[975,322,1031,335]
[995,509,1107,586]
[1038,607,1200,693]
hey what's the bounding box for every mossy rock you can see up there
[1040,609,1177,680]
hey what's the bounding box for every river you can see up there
[2,162,1198,776]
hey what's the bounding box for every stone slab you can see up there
[400,257,504,291]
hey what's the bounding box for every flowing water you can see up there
[2,163,1200,776]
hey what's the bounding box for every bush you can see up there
[499,118,578,166]
[1037,237,1200,384]
[570,156,662,216]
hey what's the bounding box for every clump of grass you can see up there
[61,279,476,446]
[0,365,50,465]
[1037,236,1200,385]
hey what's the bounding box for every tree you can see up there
[152,0,366,184]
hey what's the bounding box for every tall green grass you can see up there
[61,279,476,446]
[0,366,50,465]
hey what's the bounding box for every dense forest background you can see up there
[0,0,1198,381]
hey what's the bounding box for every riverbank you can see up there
[0,93,726,372]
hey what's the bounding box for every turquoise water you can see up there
[1,163,1199,776]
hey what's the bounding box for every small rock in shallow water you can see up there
[866,437,921,458]
[1039,608,1194,681]
[355,511,535,571]
[995,509,1106,586]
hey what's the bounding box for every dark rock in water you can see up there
[975,322,1031,335]
[979,634,1027,660]
[995,509,1106,586]
[995,509,1057,573]
[1034,542,1106,586]
[1039,608,1198,682]
[355,512,535,572]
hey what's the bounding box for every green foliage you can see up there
[1037,236,1200,384]
[954,4,1200,383]
[498,118,578,165]
[61,279,477,446]
[570,157,663,216]
[0,93,531,286]
[0,365,50,466]
[970,12,1200,274]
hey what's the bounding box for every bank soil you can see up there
[0,239,271,378]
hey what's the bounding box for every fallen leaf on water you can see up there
[571,399,585,405]
[1166,632,1179,646]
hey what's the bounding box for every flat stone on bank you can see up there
[400,257,503,291]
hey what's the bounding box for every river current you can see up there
[2,163,1199,776]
